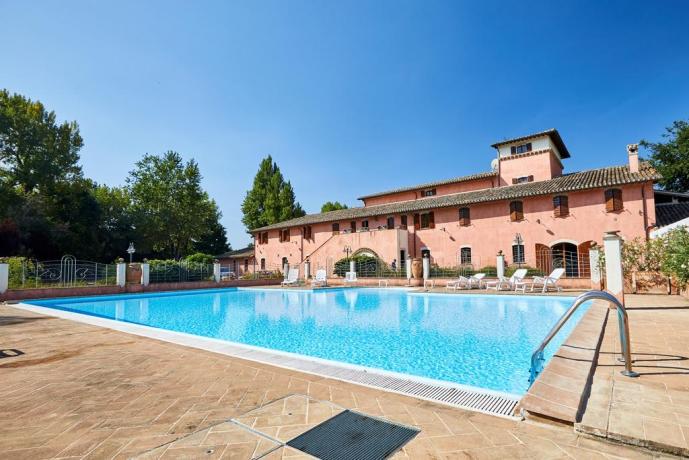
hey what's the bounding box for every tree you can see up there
[193,205,230,255]
[321,201,348,213]
[241,155,305,231]
[92,184,140,261]
[641,119,689,192]
[0,89,83,192]
[128,151,218,259]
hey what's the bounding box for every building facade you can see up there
[252,130,660,278]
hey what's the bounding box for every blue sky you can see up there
[2,0,688,248]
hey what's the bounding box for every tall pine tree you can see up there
[242,156,305,232]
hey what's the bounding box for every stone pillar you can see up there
[141,263,150,286]
[604,231,625,305]
[213,262,221,283]
[116,262,126,288]
[283,262,290,278]
[349,260,356,274]
[589,247,602,290]
[496,253,505,279]
[304,260,311,279]
[406,257,412,282]
[422,256,430,280]
[0,263,8,294]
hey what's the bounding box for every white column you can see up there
[283,262,290,278]
[141,263,150,286]
[589,247,601,290]
[213,262,221,283]
[0,263,8,294]
[422,257,430,280]
[304,260,311,279]
[349,260,356,274]
[406,257,412,281]
[603,231,625,304]
[116,263,126,288]
[496,253,505,279]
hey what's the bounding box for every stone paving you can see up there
[578,294,689,457]
[0,300,681,459]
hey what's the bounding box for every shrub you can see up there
[334,255,381,277]
[184,252,215,265]
[661,228,689,287]
[621,237,664,273]
[0,256,28,289]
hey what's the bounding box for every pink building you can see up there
[252,130,660,278]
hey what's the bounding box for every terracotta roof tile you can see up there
[357,171,497,200]
[252,162,659,232]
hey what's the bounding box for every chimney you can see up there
[627,143,639,173]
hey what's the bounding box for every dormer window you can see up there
[421,188,436,197]
[511,143,532,155]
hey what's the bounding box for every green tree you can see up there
[0,89,83,192]
[641,119,689,192]
[92,184,141,261]
[128,151,218,259]
[321,201,348,213]
[193,205,230,255]
[241,155,305,231]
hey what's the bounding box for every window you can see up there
[509,201,524,221]
[260,258,266,270]
[332,223,340,234]
[510,142,532,155]
[512,244,525,264]
[361,220,369,229]
[387,216,395,229]
[512,175,534,184]
[303,225,312,240]
[605,188,623,212]
[259,232,268,244]
[421,188,437,197]
[459,207,470,226]
[553,195,569,217]
[415,211,435,229]
[400,215,408,229]
[350,221,356,232]
[279,229,290,242]
[244,259,249,271]
[460,247,472,265]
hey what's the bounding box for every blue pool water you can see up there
[27,288,587,395]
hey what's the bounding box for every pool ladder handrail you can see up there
[528,290,639,385]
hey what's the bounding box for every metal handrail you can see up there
[529,290,639,385]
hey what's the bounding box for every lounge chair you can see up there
[517,268,566,293]
[467,273,486,289]
[281,268,299,286]
[344,271,358,286]
[485,269,528,291]
[311,269,328,287]
[446,276,470,290]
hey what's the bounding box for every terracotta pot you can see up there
[411,258,423,279]
[126,263,142,284]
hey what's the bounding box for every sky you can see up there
[2,0,689,248]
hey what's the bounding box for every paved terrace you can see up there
[0,294,687,459]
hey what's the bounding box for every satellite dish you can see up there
[490,158,499,171]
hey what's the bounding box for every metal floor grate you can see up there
[287,410,419,460]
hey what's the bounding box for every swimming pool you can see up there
[25,288,586,396]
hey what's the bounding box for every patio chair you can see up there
[485,268,528,291]
[281,268,300,286]
[467,273,486,289]
[517,268,565,293]
[344,271,358,286]
[311,269,328,287]
[446,276,470,290]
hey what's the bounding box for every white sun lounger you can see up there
[485,269,528,291]
[516,268,566,293]
[281,268,299,286]
[311,269,328,287]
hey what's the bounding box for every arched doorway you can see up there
[551,242,578,277]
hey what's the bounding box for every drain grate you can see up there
[286,410,419,460]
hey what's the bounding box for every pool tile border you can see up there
[518,299,610,423]
[13,301,521,419]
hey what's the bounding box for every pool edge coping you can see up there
[12,301,522,420]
